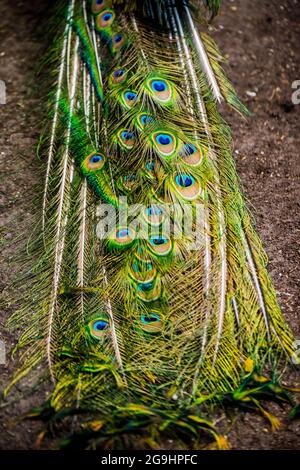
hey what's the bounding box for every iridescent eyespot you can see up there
[179,143,204,167]
[143,205,165,226]
[87,316,109,340]
[112,32,126,51]
[121,90,138,109]
[148,235,172,256]
[81,152,105,173]
[173,173,201,200]
[135,112,154,130]
[140,312,163,333]
[96,9,115,29]
[92,0,111,14]
[129,260,157,283]
[152,131,178,157]
[108,226,136,250]
[118,129,135,149]
[136,276,161,302]
[145,76,174,104]
[109,68,128,87]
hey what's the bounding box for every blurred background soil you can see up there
[0,0,299,450]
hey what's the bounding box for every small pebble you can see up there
[246,91,257,98]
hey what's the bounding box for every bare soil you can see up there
[0,0,299,450]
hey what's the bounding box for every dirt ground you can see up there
[0,0,299,450]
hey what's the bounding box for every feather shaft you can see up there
[184,5,222,103]
[42,0,75,233]
[241,230,271,340]
[46,36,79,382]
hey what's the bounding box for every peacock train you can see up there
[6,0,299,449]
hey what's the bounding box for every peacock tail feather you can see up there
[5,0,298,449]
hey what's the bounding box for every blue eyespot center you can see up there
[138,282,154,292]
[156,134,172,146]
[93,320,108,331]
[184,144,196,156]
[125,91,137,101]
[90,154,102,164]
[176,174,194,188]
[114,68,125,77]
[103,13,112,21]
[114,34,123,43]
[141,114,153,125]
[121,131,134,141]
[152,80,167,92]
[141,313,160,324]
[122,132,133,140]
[117,228,130,238]
[150,237,167,246]
[147,206,162,217]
